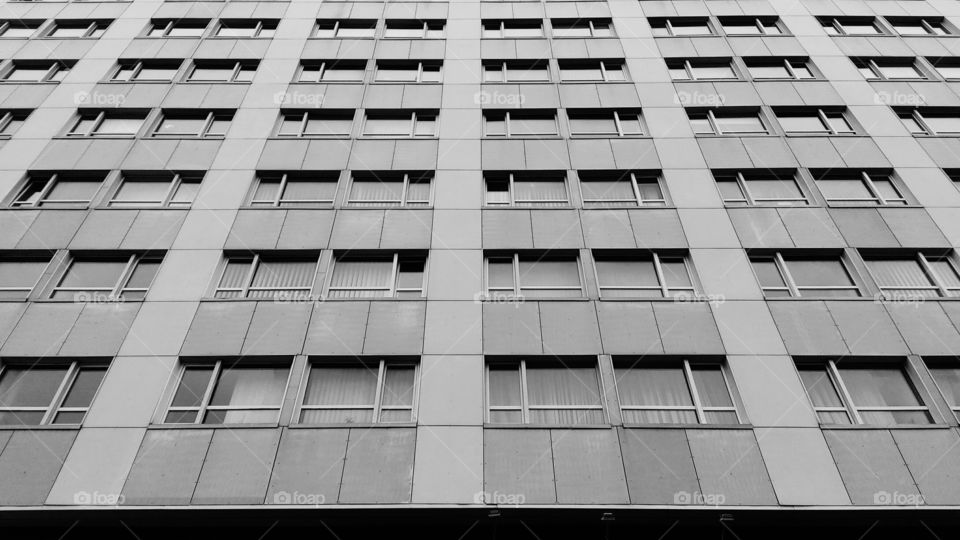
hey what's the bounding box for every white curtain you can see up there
[350,179,403,205]
[328,260,392,298]
[301,366,377,423]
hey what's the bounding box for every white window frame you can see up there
[691,109,769,135]
[745,58,815,80]
[51,253,159,300]
[47,20,105,39]
[362,111,436,138]
[149,20,207,38]
[579,171,665,207]
[594,253,697,298]
[558,60,626,82]
[347,172,433,206]
[800,361,930,425]
[777,108,856,135]
[753,253,861,297]
[2,61,69,82]
[615,360,741,425]
[0,110,24,136]
[857,58,926,81]
[816,171,907,205]
[0,254,51,298]
[214,253,321,299]
[187,60,254,82]
[865,252,960,298]
[888,17,949,37]
[383,20,444,39]
[11,173,101,207]
[152,111,229,138]
[717,171,808,206]
[109,172,199,208]
[482,20,544,39]
[901,109,960,135]
[215,20,273,38]
[297,61,366,83]
[485,360,605,424]
[250,173,338,207]
[483,61,550,83]
[374,61,442,83]
[484,172,568,206]
[669,59,738,81]
[295,359,420,424]
[163,360,291,425]
[823,18,884,36]
[652,18,714,37]
[551,19,613,38]
[112,60,180,82]
[0,20,39,38]
[0,360,108,425]
[484,111,559,137]
[66,110,145,137]
[568,110,644,137]
[325,252,427,298]
[314,20,377,39]
[720,17,782,36]
[277,111,355,138]
[484,253,583,298]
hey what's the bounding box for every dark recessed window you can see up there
[0,360,109,425]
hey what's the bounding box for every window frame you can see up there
[296,60,367,83]
[0,20,41,39]
[614,359,742,425]
[186,60,257,83]
[484,358,606,425]
[111,59,182,82]
[481,19,545,39]
[482,60,551,83]
[249,172,339,208]
[147,19,209,38]
[775,108,857,136]
[483,110,559,138]
[668,58,739,81]
[855,57,927,81]
[65,110,147,138]
[1,61,70,82]
[567,109,645,137]
[814,170,908,206]
[863,252,960,299]
[578,171,667,207]
[718,16,783,36]
[551,18,615,38]
[382,20,445,39]
[373,61,442,83]
[558,59,627,82]
[294,358,420,425]
[820,17,886,36]
[107,172,201,208]
[650,18,714,37]
[10,172,104,208]
[744,57,817,80]
[325,252,427,299]
[0,359,109,426]
[162,359,292,426]
[213,19,276,39]
[798,360,932,426]
[483,171,569,207]
[50,252,162,301]
[346,171,433,207]
[886,17,952,37]
[44,20,109,39]
[361,110,437,138]
[751,252,862,298]
[899,108,960,136]
[483,252,584,299]
[277,110,356,138]
[0,110,28,137]
[313,20,377,39]
[593,252,698,299]
[214,253,321,299]
[0,251,53,299]
[689,108,769,135]
[715,170,809,206]
[151,110,231,138]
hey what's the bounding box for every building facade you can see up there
[0,0,960,536]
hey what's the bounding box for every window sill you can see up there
[761,296,868,301]
[357,136,439,140]
[206,36,273,40]
[569,135,651,139]
[693,133,773,138]
[289,422,417,429]
[674,78,745,83]
[100,79,173,84]
[370,81,443,85]
[620,423,752,430]
[558,81,634,84]
[782,133,865,138]
[0,81,60,85]
[597,296,715,303]
[269,136,350,141]
[34,298,146,304]
[242,204,335,210]
[148,423,280,430]
[290,81,363,85]
[0,424,81,431]
[911,133,960,138]
[181,80,253,85]
[39,37,100,41]
[96,205,191,210]
[483,205,575,210]
[307,37,376,41]
[54,135,137,140]
[482,136,563,140]
[819,423,952,430]
[150,135,225,140]
[826,203,921,209]
[483,423,613,429]
[479,295,590,302]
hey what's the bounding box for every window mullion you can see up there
[113,254,138,297]
[40,363,76,425]
[35,174,59,206]
[775,252,801,297]
[299,112,309,137]
[783,59,796,79]
[736,172,754,205]
[161,173,180,206]
[400,173,409,206]
[861,172,884,204]
[196,361,222,424]
[707,110,721,135]
[242,255,260,297]
[201,112,214,137]
[629,172,643,205]
[276,173,288,206]
[918,253,950,297]
[513,252,521,295]
[817,109,833,134]
[652,252,669,296]
[389,252,399,298]
[827,360,862,424]
[372,360,386,423]
[684,360,707,424]
[410,112,417,137]
[519,360,529,424]
[613,111,624,136]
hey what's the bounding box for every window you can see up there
[558,60,627,82]
[187,60,257,82]
[277,110,354,137]
[11,173,104,208]
[374,61,442,83]
[484,172,568,207]
[714,170,807,206]
[45,20,109,38]
[298,360,418,424]
[2,61,71,82]
[66,110,146,137]
[820,17,885,36]
[813,170,907,206]
[551,19,615,38]
[927,360,960,420]
[163,360,290,425]
[147,19,209,38]
[482,20,544,39]
[775,108,856,135]
[854,58,926,81]
[688,109,768,135]
[0,361,108,425]
[898,108,960,136]
[744,57,816,80]
[751,253,860,298]
[594,252,697,298]
[930,58,960,81]
[649,18,713,37]
[152,111,231,137]
[0,20,41,38]
[484,110,558,137]
[0,110,29,137]
[347,171,432,206]
[214,20,277,38]
[250,172,338,207]
[383,20,444,39]
[579,170,666,207]
[798,361,930,426]
[0,252,52,300]
[327,252,426,298]
[719,16,783,35]
[568,109,644,137]
[886,17,952,37]
[215,253,320,299]
[363,111,436,137]
[485,252,582,298]
[314,20,377,39]
[486,359,604,425]
[863,253,960,298]
[297,60,366,83]
[51,253,161,301]
[616,360,740,425]
[111,60,182,82]
[483,60,550,82]
[667,58,738,81]
[109,172,201,208]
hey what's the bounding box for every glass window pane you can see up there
[282,179,336,203]
[749,65,791,79]
[692,65,736,79]
[661,260,693,289]
[303,366,378,406]
[328,259,393,298]
[817,178,874,201]
[930,259,960,288]
[581,179,634,202]
[59,260,126,289]
[779,114,828,133]
[45,180,100,203]
[596,259,659,288]
[59,367,107,408]
[752,259,786,288]
[113,179,169,204]
[616,367,693,407]
[171,367,213,407]
[518,259,580,288]
[208,366,288,407]
[715,114,765,133]
[787,259,854,288]
[156,117,205,136]
[691,367,733,407]
[799,370,844,407]
[250,260,316,292]
[925,115,960,134]
[124,260,159,290]
[0,260,47,290]
[866,259,932,290]
[0,366,68,408]
[929,367,960,408]
[380,366,415,407]
[488,366,521,407]
[840,368,923,408]
[748,176,804,201]
[526,367,601,407]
